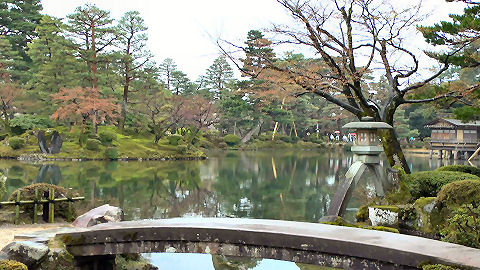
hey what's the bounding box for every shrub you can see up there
[85,139,101,151]
[218,142,228,149]
[167,134,183,146]
[224,134,241,146]
[177,145,188,154]
[10,114,54,135]
[98,130,117,145]
[406,171,480,200]
[355,205,369,222]
[436,180,480,207]
[436,165,480,178]
[279,135,292,143]
[9,137,25,150]
[105,147,118,160]
[291,136,300,143]
[441,203,480,248]
[9,183,79,221]
[0,260,27,270]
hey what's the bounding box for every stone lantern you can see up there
[326,117,394,218]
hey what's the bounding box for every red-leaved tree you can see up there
[51,87,119,133]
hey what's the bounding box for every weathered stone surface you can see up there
[37,131,49,154]
[1,241,49,268]
[38,247,74,270]
[72,204,124,228]
[48,131,62,154]
[369,206,398,227]
[58,218,480,269]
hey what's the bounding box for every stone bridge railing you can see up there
[55,218,480,270]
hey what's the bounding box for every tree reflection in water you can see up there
[0,149,451,220]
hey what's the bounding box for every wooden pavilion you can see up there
[425,118,480,160]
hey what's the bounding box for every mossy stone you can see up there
[0,260,27,270]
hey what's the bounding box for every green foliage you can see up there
[321,216,357,227]
[385,180,412,204]
[10,114,54,135]
[98,130,117,146]
[364,226,399,233]
[9,137,25,150]
[454,106,480,122]
[422,264,460,270]
[441,203,480,248]
[436,180,480,207]
[177,145,188,154]
[85,139,101,151]
[167,134,183,146]
[436,165,480,178]
[105,147,118,160]
[355,205,369,222]
[0,260,28,270]
[224,134,241,146]
[406,171,480,200]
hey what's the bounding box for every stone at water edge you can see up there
[1,241,49,268]
[73,204,124,227]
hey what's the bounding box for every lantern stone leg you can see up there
[327,161,367,217]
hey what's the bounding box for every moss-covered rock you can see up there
[436,165,480,178]
[355,205,370,222]
[0,260,28,270]
[364,226,399,233]
[413,197,437,234]
[115,254,158,270]
[436,180,480,208]
[422,264,460,270]
[321,216,357,227]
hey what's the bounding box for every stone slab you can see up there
[57,218,480,269]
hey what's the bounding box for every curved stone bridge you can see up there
[56,218,480,270]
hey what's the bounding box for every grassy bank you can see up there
[0,126,206,160]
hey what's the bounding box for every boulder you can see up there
[73,204,124,227]
[368,206,399,227]
[1,241,49,268]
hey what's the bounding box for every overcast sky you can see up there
[40,0,468,80]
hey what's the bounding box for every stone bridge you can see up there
[53,218,480,270]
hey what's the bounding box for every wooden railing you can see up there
[0,188,84,224]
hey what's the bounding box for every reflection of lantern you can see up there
[325,117,394,219]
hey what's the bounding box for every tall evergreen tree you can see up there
[27,16,81,100]
[159,58,177,90]
[116,10,153,128]
[66,4,117,89]
[0,0,42,82]
[204,55,234,99]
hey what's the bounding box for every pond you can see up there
[1,149,477,269]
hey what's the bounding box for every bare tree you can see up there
[222,0,465,173]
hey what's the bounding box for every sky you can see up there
[40,0,469,81]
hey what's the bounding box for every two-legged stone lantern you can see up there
[326,117,393,218]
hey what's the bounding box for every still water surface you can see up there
[1,149,476,269]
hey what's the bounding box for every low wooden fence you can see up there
[0,188,84,224]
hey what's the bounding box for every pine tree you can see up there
[0,0,42,82]
[27,15,82,106]
[204,55,234,99]
[116,11,153,129]
[159,58,177,91]
[66,4,117,89]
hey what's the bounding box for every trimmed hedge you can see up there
[167,134,183,146]
[105,147,118,160]
[9,137,25,150]
[224,134,240,146]
[98,130,117,145]
[85,139,101,151]
[436,165,480,178]
[436,180,480,207]
[406,171,480,200]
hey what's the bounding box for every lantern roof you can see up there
[342,117,393,130]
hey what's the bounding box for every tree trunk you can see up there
[379,128,411,174]
[241,119,264,144]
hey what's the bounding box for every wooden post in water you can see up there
[48,188,54,223]
[33,188,38,224]
[68,188,73,222]
[14,191,20,225]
